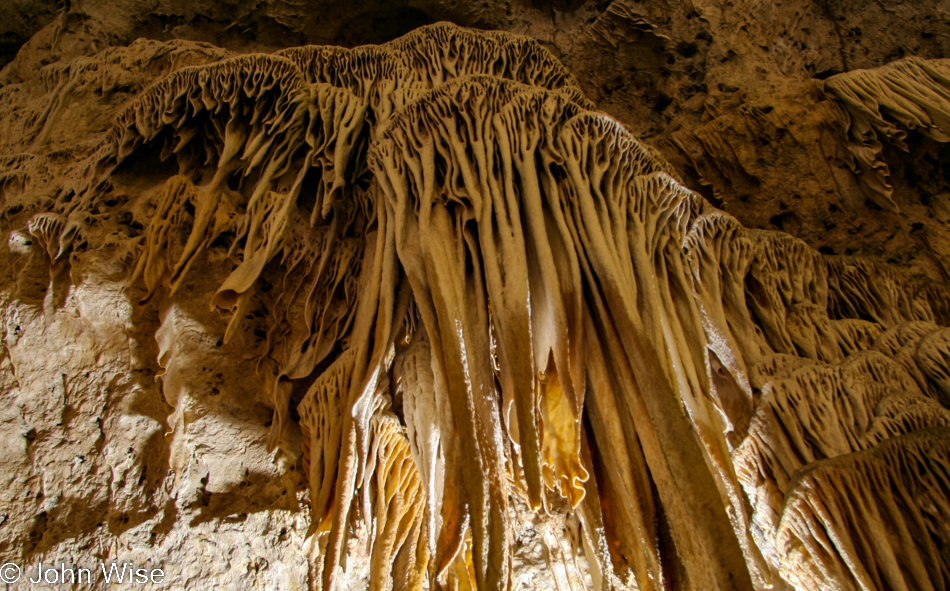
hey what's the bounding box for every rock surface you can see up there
[0,2,948,590]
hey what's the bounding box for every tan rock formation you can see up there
[1,6,949,591]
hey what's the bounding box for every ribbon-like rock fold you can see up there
[10,21,950,591]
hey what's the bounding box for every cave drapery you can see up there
[4,20,950,591]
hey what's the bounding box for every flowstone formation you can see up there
[2,19,950,591]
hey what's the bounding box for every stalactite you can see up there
[685,201,950,588]
[824,57,950,212]
[778,429,950,591]
[9,21,950,591]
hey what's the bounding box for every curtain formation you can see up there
[26,23,950,590]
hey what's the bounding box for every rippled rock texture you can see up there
[1,4,950,591]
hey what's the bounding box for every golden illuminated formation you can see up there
[11,22,950,591]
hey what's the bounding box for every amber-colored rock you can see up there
[1,4,950,591]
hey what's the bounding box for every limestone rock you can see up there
[1,4,950,591]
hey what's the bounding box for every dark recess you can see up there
[0,32,27,70]
[333,6,437,48]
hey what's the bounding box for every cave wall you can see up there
[0,1,948,590]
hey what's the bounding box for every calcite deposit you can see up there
[1,2,950,591]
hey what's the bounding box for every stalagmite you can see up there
[3,19,950,591]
